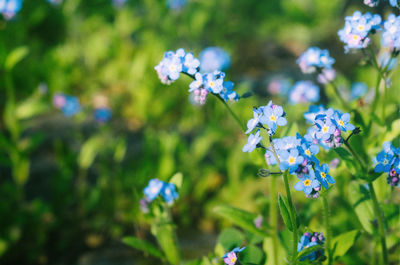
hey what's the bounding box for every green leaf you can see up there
[5,47,29,71]
[296,244,324,261]
[214,205,270,237]
[78,136,104,169]
[169,172,183,189]
[332,230,359,259]
[16,99,49,120]
[122,236,164,260]
[151,223,180,265]
[278,194,293,232]
[217,228,245,251]
[348,181,374,234]
[334,147,357,173]
[240,245,264,265]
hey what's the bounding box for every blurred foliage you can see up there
[0,0,399,264]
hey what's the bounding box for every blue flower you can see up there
[278,149,304,173]
[294,172,320,195]
[220,81,239,102]
[183,52,200,75]
[245,108,261,134]
[204,71,224,94]
[299,141,319,159]
[298,232,325,261]
[379,52,397,71]
[394,158,400,174]
[382,14,400,49]
[350,82,368,100]
[222,247,245,265]
[333,112,355,132]
[167,0,187,10]
[61,96,80,117]
[259,105,287,133]
[389,0,399,7]
[315,164,335,189]
[297,47,335,74]
[155,49,185,84]
[289,81,320,104]
[303,105,327,124]
[161,182,179,204]
[374,151,394,172]
[189,73,204,92]
[0,0,22,20]
[338,11,382,51]
[94,108,112,122]
[199,47,231,73]
[242,130,262,153]
[315,119,336,141]
[267,77,291,96]
[144,179,165,201]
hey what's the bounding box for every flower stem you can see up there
[322,194,332,265]
[214,94,246,132]
[282,171,298,265]
[329,80,349,110]
[269,174,280,265]
[367,181,388,265]
[344,138,388,265]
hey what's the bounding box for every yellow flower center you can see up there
[209,81,215,87]
[321,172,326,178]
[304,179,311,186]
[357,25,364,31]
[305,150,311,156]
[269,115,277,121]
[289,157,295,164]
[338,120,344,126]
[170,65,176,71]
[352,35,360,40]
[322,126,329,133]
[231,257,237,263]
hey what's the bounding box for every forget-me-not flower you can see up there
[289,81,320,104]
[294,172,320,196]
[242,130,262,153]
[144,179,165,201]
[315,163,335,189]
[199,47,231,73]
[161,182,179,204]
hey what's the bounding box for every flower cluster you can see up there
[0,0,22,20]
[350,82,368,100]
[382,14,400,48]
[304,106,356,149]
[289,81,320,104]
[143,179,179,206]
[338,11,382,51]
[297,47,335,74]
[222,247,245,265]
[267,77,291,96]
[155,48,239,105]
[242,101,287,153]
[374,142,400,188]
[298,232,325,262]
[52,93,81,117]
[364,0,380,6]
[199,47,231,73]
[390,0,399,7]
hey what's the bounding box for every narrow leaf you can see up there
[348,182,374,234]
[214,205,270,237]
[296,245,324,261]
[278,194,293,232]
[122,236,164,259]
[5,47,29,70]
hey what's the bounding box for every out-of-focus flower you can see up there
[382,14,400,49]
[94,108,112,122]
[297,47,335,74]
[112,0,127,8]
[144,179,164,201]
[389,0,399,7]
[350,82,368,100]
[364,0,379,7]
[54,94,80,117]
[167,0,187,10]
[47,0,62,5]
[330,158,340,169]
[379,52,397,71]
[289,81,320,104]
[317,68,336,84]
[199,47,231,73]
[253,215,263,228]
[267,77,291,95]
[0,0,22,20]
[161,182,179,204]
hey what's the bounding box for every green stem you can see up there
[368,46,385,116]
[322,194,332,265]
[330,80,349,110]
[282,171,298,265]
[367,182,388,265]
[214,94,246,132]
[269,175,279,265]
[344,138,388,265]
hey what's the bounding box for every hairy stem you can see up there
[282,171,298,265]
[368,182,388,265]
[322,194,332,265]
[269,175,280,265]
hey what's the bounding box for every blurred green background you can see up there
[0,0,399,264]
